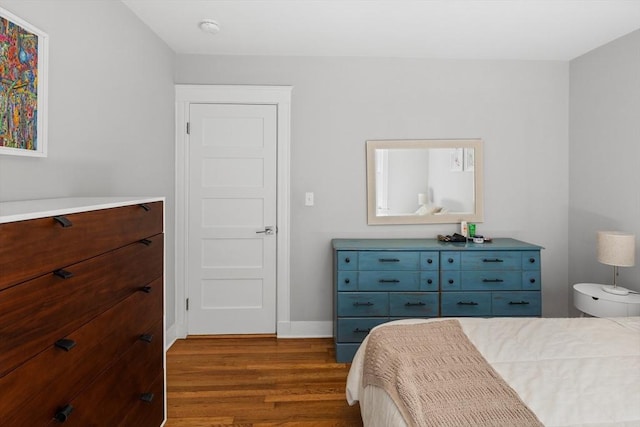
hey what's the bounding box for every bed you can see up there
[346,317,640,427]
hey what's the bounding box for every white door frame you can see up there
[174,84,292,339]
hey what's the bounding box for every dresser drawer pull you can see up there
[139,334,153,343]
[54,404,74,422]
[140,392,155,403]
[448,279,455,284]
[139,203,151,211]
[53,215,73,228]
[405,302,426,307]
[378,258,400,263]
[379,279,400,283]
[426,279,433,284]
[54,338,77,352]
[353,328,372,334]
[353,301,373,307]
[426,258,434,264]
[509,301,530,305]
[140,238,153,246]
[528,257,536,264]
[53,269,74,279]
[344,278,351,284]
[529,278,536,284]
[482,279,504,283]
[448,258,455,263]
[483,258,504,263]
[140,285,153,293]
[344,257,351,263]
[457,301,479,306]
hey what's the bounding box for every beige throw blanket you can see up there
[362,320,543,427]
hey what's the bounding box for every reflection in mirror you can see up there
[367,139,483,225]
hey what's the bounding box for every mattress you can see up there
[346,317,640,427]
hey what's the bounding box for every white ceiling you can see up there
[121,0,640,60]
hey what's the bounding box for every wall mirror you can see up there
[366,139,484,225]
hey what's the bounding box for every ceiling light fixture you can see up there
[199,19,220,35]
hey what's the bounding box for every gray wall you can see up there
[0,1,177,325]
[12,1,631,328]
[569,30,640,309]
[176,56,570,319]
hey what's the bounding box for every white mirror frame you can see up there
[366,139,484,225]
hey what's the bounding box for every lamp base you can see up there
[601,285,630,296]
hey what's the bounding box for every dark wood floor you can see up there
[165,335,363,427]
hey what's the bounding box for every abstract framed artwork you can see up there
[0,7,48,157]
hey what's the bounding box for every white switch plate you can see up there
[305,192,314,206]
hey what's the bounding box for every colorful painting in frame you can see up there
[0,7,48,157]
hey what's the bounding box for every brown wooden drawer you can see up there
[120,372,165,427]
[0,201,163,291]
[0,278,163,426]
[0,234,163,377]
[46,324,164,426]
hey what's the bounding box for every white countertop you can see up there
[0,197,164,224]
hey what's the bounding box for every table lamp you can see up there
[597,231,636,295]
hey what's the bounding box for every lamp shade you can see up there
[597,231,636,267]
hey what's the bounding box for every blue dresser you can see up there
[332,238,543,362]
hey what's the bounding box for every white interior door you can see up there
[187,103,277,334]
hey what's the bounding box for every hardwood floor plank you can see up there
[163,416,236,426]
[165,336,363,427]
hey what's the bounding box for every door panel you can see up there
[188,103,277,334]
[201,279,264,308]
[202,158,264,187]
[202,198,263,227]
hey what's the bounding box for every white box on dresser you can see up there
[0,197,165,426]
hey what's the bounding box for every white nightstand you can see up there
[573,283,640,317]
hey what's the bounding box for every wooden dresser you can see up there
[0,197,165,426]
[332,238,542,362]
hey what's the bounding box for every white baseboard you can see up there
[165,322,179,351]
[277,320,333,338]
[165,320,333,345]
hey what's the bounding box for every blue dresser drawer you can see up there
[460,271,522,290]
[359,251,420,270]
[441,292,492,316]
[337,251,358,270]
[461,251,521,270]
[420,251,439,270]
[441,271,461,291]
[335,343,362,363]
[522,251,540,270]
[440,252,460,270]
[337,271,358,291]
[522,271,541,290]
[358,271,420,291]
[389,292,439,317]
[337,292,388,316]
[337,318,388,342]
[492,292,541,316]
[419,271,439,291]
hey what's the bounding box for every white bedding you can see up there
[346,317,640,427]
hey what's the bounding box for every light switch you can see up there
[305,192,314,206]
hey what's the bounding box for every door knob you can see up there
[256,226,275,235]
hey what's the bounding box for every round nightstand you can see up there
[573,283,640,317]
